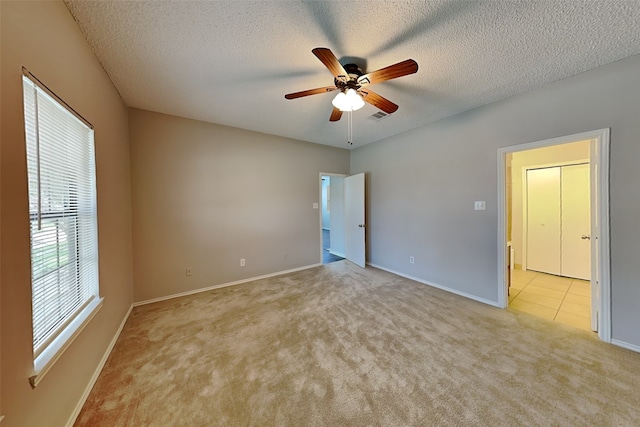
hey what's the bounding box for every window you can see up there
[22,72,102,386]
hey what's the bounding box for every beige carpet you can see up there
[76,261,640,426]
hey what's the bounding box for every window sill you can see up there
[29,297,104,388]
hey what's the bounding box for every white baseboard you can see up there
[368,263,501,308]
[611,339,640,354]
[66,304,134,427]
[134,263,323,307]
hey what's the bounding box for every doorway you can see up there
[320,175,345,264]
[497,129,611,342]
[319,173,367,267]
[514,148,592,331]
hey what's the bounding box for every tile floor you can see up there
[509,269,593,332]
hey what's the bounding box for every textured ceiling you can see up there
[64,1,640,149]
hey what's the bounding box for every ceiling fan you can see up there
[285,48,418,122]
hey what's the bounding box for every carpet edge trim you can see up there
[66,303,134,427]
[133,263,323,307]
[368,262,500,307]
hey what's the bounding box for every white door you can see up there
[526,168,561,275]
[328,177,345,258]
[561,164,591,280]
[345,173,366,268]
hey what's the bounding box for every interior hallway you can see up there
[509,269,592,332]
[322,229,344,264]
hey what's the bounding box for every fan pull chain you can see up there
[347,110,353,146]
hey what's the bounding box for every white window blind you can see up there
[22,75,100,366]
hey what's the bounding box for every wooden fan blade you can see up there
[285,86,337,99]
[312,48,348,82]
[358,89,399,114]
[357,59,418,86]
[329,107,343,122]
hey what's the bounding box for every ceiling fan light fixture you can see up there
[332,89,364,111]
[346,88,365,111]
[331,91,348,110]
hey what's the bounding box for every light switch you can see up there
[474,201,486,211]
[313,203,319,209]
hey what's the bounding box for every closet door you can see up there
[561,164,591,280]
[526,168,561,275]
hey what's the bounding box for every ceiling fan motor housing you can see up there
[335,63,364,91]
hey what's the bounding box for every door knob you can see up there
[581,235,590,240]
[358,224,366,228]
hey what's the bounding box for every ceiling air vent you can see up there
[369,111,389,121]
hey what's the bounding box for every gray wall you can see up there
[129,109,350,302]
[1,2,134,426]
[351,54,640,348]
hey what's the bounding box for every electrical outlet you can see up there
[240,258,245,267]
[185,267,192,276]
[474,201,486,211]
[409,256,415,264]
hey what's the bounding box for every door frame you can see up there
[497,128,611,342]
[521,160,589,273]
[319,173,348,265]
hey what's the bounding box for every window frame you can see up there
[22,70,103,387]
